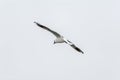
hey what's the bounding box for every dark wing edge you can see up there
[70,44,84,54]
[34,22,61,37]
[66,40,84,53]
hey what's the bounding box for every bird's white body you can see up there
[54,37,65,43]
[54,37,73,45]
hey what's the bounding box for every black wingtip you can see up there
[34,21,38,24]
[81,51,84,54]
[79,50,84,54]
[75,47,84,54]
[34,21,45,28]
[34,21,41,25]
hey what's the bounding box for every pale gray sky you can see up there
[0,0,120,80]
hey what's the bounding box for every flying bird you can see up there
[34,22,84,54]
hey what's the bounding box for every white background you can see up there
[0,0,120,80]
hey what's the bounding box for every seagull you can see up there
[34,22,84,54]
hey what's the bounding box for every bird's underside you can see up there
[34,21,84,54]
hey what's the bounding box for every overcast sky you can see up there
[0,0,120,80]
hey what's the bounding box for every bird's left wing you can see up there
[34,22,61,38]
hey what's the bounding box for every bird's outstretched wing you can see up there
[70,44,84,53]
[34,22,61,37]
[66,40,84,53]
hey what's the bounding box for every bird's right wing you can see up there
[66,40,84,53]
[34,22,61,38]
[70,44,84,54]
